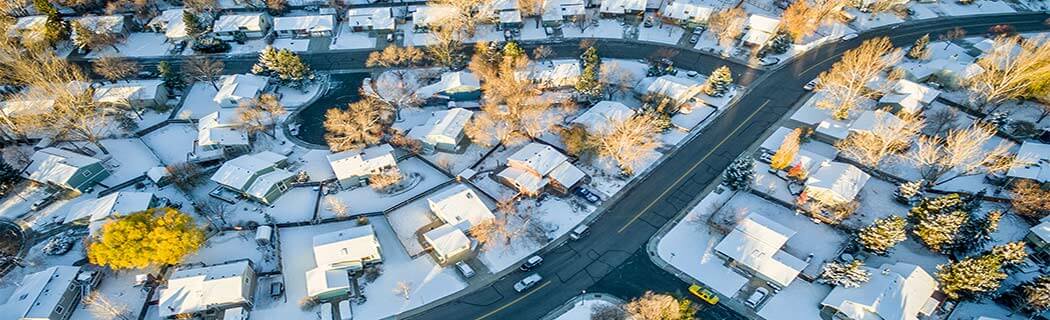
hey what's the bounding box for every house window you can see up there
[82,171,91,177]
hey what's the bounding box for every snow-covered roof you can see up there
[571,101,635,133]
[542,0,586,21]
[210,152,286,190]
[305,267,349,297]
[74,15,126,34]
[1031,219,1050,243]
[147,166,170,183]
[1007,141,1050,183]
[213,13,269,33]
[849,110,901,134]
[0,266,80,319]
[492,0,520,11]
[499,10,523,24]
[25,147,102,186]
[93,80,163,104]
[714,213,806,287]
[312,225,382,270]
[159,260,254,318]
[508,142,569,176]
[413,5,458,28]
[64,191,153,225]
[214,74,269,106]
[148,9,188,39]
[742,15,780,46]
[407,108,473,145]
[760,127,795,152]
[427,184,495,231]
[198,110,250,147]
[645,75,703,104]
[599,0,646,14]
[497,166,548,195]
[423,223,471,258]
[347,7,395,31]
[0,98,56,118]
[273,15,334,33]
[327,144,397,181]
[806,162,871,204]
[661,2,713,22]
[548,161,586,188]
[891,79,940,104]
[521,60,581,88]
[7,15,47,36]
[821,263,938,320]
[416,71,481,99]
[246,169,294,199]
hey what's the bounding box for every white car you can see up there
[514,274,543,292]
[745,287,769,308]
[840,33,858,41]
[803,79,819,91]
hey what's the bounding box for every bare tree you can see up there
[198,198,231,227]
[323,97,394,152]
[426,20,465,69]
[363,72,423,117]
[908,124,1025,185]
[622,291,687,320]
[366,45,426,79]
[707,8,746,52]
[185,56,225,90]
[924,107,960,136]
[815,37,902,120]
[600,61,638,99]
[167,162,205,191]
[836,112,924,167]
[325,197,350,218]
[938,27,966,50]
[93,56,139,83]
[429,0,494,37]
[393,281,412,300]
[83,291,132,320]
[591,303,628,320]
[532,45,553,63]
[469,217,527,248]
[368,169,403,192]
[1010,179,1050,219]
[967,35,1050,112]
[236,93,286,139]
[594,112,663,175]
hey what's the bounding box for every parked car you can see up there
[839,33,858,41]
[758,150,774,164]
[643,17,654,27]
[569,225,590,240]
[31,192,58,211]
[745,287,769,308]
[689,34,700,44]
[688,284,720,304]
[686,71,699,78]
[803,79,819,91]
[514,274,543,292]
[573,188,601,204]
[455,261,476,278]
[759,57,780,66]
[520,255,543,271]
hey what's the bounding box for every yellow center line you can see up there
[617,99,771,234]
[475,280,553,320]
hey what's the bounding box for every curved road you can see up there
[400,12,1050,320]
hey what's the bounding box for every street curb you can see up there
[538,293,626,320]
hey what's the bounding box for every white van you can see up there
[569,225,589,240]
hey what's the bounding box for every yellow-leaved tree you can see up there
[87,208,205,270]
[770,128,801,171]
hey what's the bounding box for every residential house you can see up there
[877,79,941,114]
[714,213,808,289]
[63,191,155,235]
[92,79,168,109]
[0,98,56,137]
[146,9,192,41]
[212,13,272,41]
[0,266,85,320]
[416,71,482,101]
[499,10,525,29]
[847,110,901,136]
[819,263,939,320]
[210,151,295,204]
[72,15,128,39]
[273,15,335,38]
[496,142,587,196]
[24,148,110,193]
[413,5,458,32]
[638,75,704,107]
[213,74,270,108]
[7,15,48,40]
[659,2,713,27]
[599,0,646,17]
[904,59,984,89]
[741,15,780,48]
[1026,217,1050,261]
[428,184,496,232]
[346,7,396,34]
[407,108,473,154]
[542,0,587,27]
[194,109,251,162]
[327,144,399,189]
[1006,141,1049,184]
[521,60,581,89]
[158,260,257,319]
[307,225,382,300]
[571,100,635,133]
[805,161,871,206]
[423,224,472,265]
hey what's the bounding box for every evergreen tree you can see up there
[819,260,871,288]
[502,41,525,58]
[34,0,67,48]
[893,180,924,205]
[70,21,93,51]
[767,33,792,55]
[722,156,755,191]
[913,209,968,254]
[34,0,58,17]
[183,10,205,39]
[909,193,1001,255]
[951,210,1001,256]
[252,46,315,88]
[0,159,19,196]
[906,34,931,60]
[703,65,733,97]
[157,61,185,90]
[937,242,1027,300]
[1005,275,1050,315]
[576,46,602,98]
[857,216,907,255]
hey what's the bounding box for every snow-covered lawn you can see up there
[69,268,152,320]
[98,138,164,186]
[552,296,618,320]
[277,80,326,109]
[386,183,494,257]
[272,38,310,52]
[563,19,625,39]
[318,157,450,217]
[637,25,684,45]
[478,196,591,272]
[141,123,196,165]
[520,22,548,41]
[843,178,910,230]
[0,230,87,291]
[330,26,377,50]
[259,187,318,224]
[756,279,831,320]
[420,143,495,175]
[932,0,1015,16]
[656,187,750,295]
[292,149,337,182]
[183,230,281,273]
[86,33,178,58]
[228,39,270,55]
[847,9,904,30]
[176,82,220,120]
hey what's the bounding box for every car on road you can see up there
[759,57,779,66]
[514,274,543,292]
[839,33,858,41]
[688,284,720,304]
[569,225,590,240]
[455,261,475,278]
[689,34,700,44]
[803,79,819,91]
[745,287,769,308]
[686,71,699,78]
[520,255,543,271]
[574,187,601,204]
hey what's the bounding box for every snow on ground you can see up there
[228,39,269,55]
[272,38,310,52]
[277,80,325,109]
[847,9,904,30]
[330,25,377,50]
[932,0,1015,16]
[86,33,177,58]
[319,157,450,217]
[182,230,281,273]
[141,123,196,165]
[553,297,617,320]
[421,143,495,176]
[99,138,164,186]
[387,183,494,257]
[563,19,626,39]
[949,299,1025,320]
[261,187,318,223]
[843,178,910,230]
[0,231,87,291]
[470,172,520,202]
[176,82,220,119]
[656,187,750,295]
[520,21,547,41]
[479,196,590,272]
[293,149,337,182]
[756,279,831,320]
[637,24,684,45]
[69,268,152,320]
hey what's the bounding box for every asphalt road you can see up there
[402,12,1050,320]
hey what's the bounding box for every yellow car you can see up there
[689,284,720,304]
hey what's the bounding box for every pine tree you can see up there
[703,65,733,97]
[893,180,924,204]
[909,193,1001,255]
[768,33,792,55]
[857,216,907,255]
[913,209,968,254]
[770,128,801,171]
[723,156,755,191]
[157,61,185,90]
[33,0,67,47]
[576,46,602,98]
[819,260,871,288]
[1005,275,1050,315]
[502,41,525,58]
[907,34,931,60]
[70,21,93,51]
[937,242,1027,300]
[252,46,314,88]
[0,159,19,196]
[951,210,1001,256]
[183,10,205,39]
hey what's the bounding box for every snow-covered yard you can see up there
[318,157,450,217]
[637,24,684,45]
[141,123,197,165]
[86,33,180,58]
[182,230,281,273]
[330,25,377,50]
[176,82,221,120]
